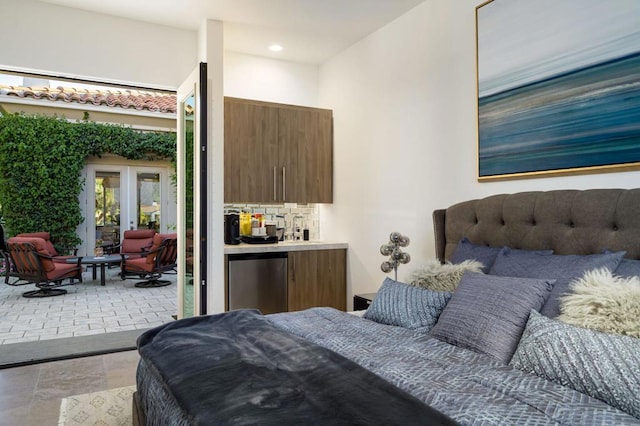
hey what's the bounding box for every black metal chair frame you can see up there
[120,238,177,288]
[2,227,79,285]
[1,248,23,285]
[0,225,22,285]
[7,241,83,298]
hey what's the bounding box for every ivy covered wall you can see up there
[0,113,176,250]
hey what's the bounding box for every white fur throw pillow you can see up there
[558,268,640,338]
[408,260,484,292]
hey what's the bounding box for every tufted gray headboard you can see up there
[433,189,640,263]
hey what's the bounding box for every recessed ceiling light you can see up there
[268,44,283,52]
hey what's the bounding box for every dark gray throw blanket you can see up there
[137,309,457,425]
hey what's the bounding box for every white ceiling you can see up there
[37,0,426,64]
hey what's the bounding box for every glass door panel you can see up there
[86,165,171,257]
[95,171,121,254]
[137,172,161,231]
[183,94,195,318]
[177,63,207,318]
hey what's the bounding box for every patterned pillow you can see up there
[510,310,640,419]
[364,278,452,333]
[450,238,502,273]
[450,239,553,274]
[489,248,625,318]
[614,258,640,278]
[558,268,640,338]
[429,272,554,364]
[408,259,484,292]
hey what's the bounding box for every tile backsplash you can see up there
[224,203,320,241]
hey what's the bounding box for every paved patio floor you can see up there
[0,267,176,345]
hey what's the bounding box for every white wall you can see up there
[0,0,197,89]
[224,51,319,106]
[318,0,640,306]
[0,0,319,102]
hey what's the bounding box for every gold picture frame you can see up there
[476,0,640,180]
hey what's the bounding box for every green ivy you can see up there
[0,113,176,250]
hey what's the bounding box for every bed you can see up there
[133,188,640,425]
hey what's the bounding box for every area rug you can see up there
[58,385,136,426]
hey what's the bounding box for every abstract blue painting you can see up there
[476,0,640,179]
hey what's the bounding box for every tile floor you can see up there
[0,349,139,426]
[0,266,176,345]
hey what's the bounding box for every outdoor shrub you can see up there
[0,113,175,249]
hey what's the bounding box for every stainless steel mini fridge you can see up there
[227,252,287,314]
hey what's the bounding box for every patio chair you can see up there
[108,229,156,258]
[120,233,177,288]
[6,236,83,298]
[15,231,78,262]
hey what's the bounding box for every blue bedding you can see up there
[136,309,457,425]
[269,307,640,425]
[136,307,639,425]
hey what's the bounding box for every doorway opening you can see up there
[83,163,175,255]
[0,70,185,365]
[0,160,178,367]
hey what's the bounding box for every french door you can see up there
[86,164,174,253]
[177,63,208,318]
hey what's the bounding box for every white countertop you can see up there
[224,240,348,254]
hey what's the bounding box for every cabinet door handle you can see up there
[282,167,286,201]
[273,167,277,201]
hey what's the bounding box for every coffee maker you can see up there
[224,213,240,245]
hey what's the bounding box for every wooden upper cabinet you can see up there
[224,97,333,204]
[224,98,278,203]
[278,107,333,204]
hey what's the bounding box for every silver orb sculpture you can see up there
[380,232,411,280]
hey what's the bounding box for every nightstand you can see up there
[353,292,377,311]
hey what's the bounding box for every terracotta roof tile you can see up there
[0,84,177,114]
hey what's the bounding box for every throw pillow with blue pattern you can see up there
[510,310,640,419]
[364,278,451,333]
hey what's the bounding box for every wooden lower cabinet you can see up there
[287,249,347,312]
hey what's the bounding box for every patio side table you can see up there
[66,254,125,286]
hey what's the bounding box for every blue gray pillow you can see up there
[489,248,625,318]
[429,272,554,364]
[364,278,452,333]
[510,310,640,419]
[614,258,640,278]
[450,238,502,273]
[450,238,553,274]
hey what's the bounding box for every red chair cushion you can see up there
[123,229,156,240]
[146,233,177,264]
[8,237,55,272]
[46,262,80,281]
[16,231,50,240]
[121,230,156,256]
[16,232,57,256]
[124,257,154,273]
